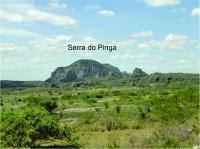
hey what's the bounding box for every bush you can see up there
[96,95,103,98]
[106,119,127,131]
[0,108,75,147]
[112,90,121,96]
[132,120,144,129]
[106,119,114,131]
[61,92,72,100]
[107,134,120,148]
[26,96,41,106]
[164,135,180,147]
[40,100,58,113]
[95,107,101,112]
[116,105,121,113]
[104,102,109,109]
[86,98,97,104]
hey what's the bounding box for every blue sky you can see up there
[0,0,199,80]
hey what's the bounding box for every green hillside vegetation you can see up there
[135,72,199,87]
[0,80,44,88]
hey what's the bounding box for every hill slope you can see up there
[133,72,199,87]
[46,59,122,83]
[1,59,199,88]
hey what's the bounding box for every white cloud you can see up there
[112,39,135,49]
[191,7,200,16]
[98,9,115,17]
[177,59,192,65]
[0,2,78,28]
[32,35,72,51]
[32,35,99,53]
[0,10,29,22]
[1,1,35,13]
[131,31,154,38]
[0,27,38,38]
[111,53,150,60]
[28,9,77,27]
[81,36,98,45]
[0,43,29,53]
[144,0,180,7]
[139,34,195,50]
[176,59,194,68]
[49,0,68,9]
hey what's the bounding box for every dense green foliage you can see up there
[40,100,58,113]
[0,108,75,147]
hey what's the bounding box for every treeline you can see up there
[0,80,44,88]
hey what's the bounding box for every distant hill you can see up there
[0,81,44,88]
[46,59,122,83]
[1,59,199,88]
[131,72,199,87]
[130,68,148,86]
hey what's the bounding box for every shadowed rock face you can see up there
[130,68,147,86]
[46,59,122,83]
[132,68,147,78]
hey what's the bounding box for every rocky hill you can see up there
[46,59,122,83]
[1,59,199,88]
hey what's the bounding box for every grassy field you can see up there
[0,83,199,148]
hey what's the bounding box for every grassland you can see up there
[0,83,199,148]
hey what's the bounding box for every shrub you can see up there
[164,135,180,148]
[106,119,114,131]
[106,119,127,131]
[61,92,72,100]
[86,98,97,104]
[129,135,136,148]
[107,134,120,148]
[0,108,76,147]
[40,100,58,113]
[112,90,121,96]
[95,107,101,112]
[116,105,121,113]
[96,95,103,98]
[104,102,109,109]
[132,120,144,129]
[26,96,41,106]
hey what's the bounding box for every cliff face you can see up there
[46,59,122,83]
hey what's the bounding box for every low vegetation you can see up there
[0,82,199,148]
[0,59,199,148]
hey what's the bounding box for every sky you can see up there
[0,0,199,80]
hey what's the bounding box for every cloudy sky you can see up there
[0,0,199,80]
